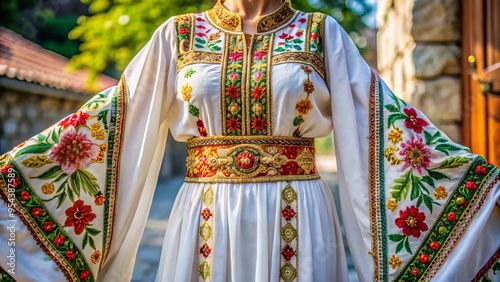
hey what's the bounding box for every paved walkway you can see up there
[132,158,359,282]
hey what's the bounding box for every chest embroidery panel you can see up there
[174,11,326,138]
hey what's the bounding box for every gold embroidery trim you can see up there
[184,136,319,183]
[198,184,215,281]
[272,52,325,80]
[279,183,299,282]
[177,51,222,72]
[186,136,315,147]
[207,0,296,33]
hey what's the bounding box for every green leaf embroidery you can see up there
[293,116,303,126]
[388,234,405,242]
[194,43,205,49]
[426,169,451,180]
[437,156,472,169]
[421,175,435,187]
[97,110,109,130]
[387,113,407,128]
[195,38,206,44]
[390,170,412,201]
[188,104,200,117]
[85,227,101,236]
[15,143,53,158]
[32,166,63,180]
[435,143,466,156]
[384,104,399,113]
[274,47,286,52]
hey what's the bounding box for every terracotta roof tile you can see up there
[0,26,117,95]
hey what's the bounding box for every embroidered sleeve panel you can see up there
[174,13,194,55]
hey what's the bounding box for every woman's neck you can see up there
[221,0,285,34]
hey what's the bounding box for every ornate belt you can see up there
[184,136,320,183]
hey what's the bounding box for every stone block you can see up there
[412,77,462,123]
[412,0,460,42]
[413,45,461,78]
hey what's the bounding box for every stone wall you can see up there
[0,87,84,153]
[377,0,462,142]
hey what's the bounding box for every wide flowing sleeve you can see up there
[323,16,500,282]
[0,16,178,282]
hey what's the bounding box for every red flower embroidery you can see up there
[58,111,89,129]
[229,52,243,61]
[403,108,428,134]
[281,244,295,261]
[279,33,289,39]
[196,17,205,22]
[252,86,265,100]
[295,31,303,37]
[196,120,208,137]
[475,165,487,175]
[226,86,240,100]
[20,191,30,201]
[201,208,212,221]
[300,65,312,74]
[289,24,296,28]
[195,32,206,37]
[48,128,99,174]
[10,177,21,189]
[303,80,314,94]
[298,18,307,23]
[253,51,266,60]
[286,35,294,40]
[195,25,206,29]
[236,152,255,170]
[447,211,456,222]
[395,205,428,238]
[310,33,318,40]
[80,270,90,281]
[64,200,97,235]
[411,268,420,277]
[429,241,439,251]
[281,205,296,221]
[419,254,429,264]
[94,194,105,206]
[251,117,266,132]
[227,117,240,132]
[465,181,477,190]
[178,27,188,35]
[31,207,43,217]
[0,164,13,174]
[200,243,211,258]
[399,136,431,174]
[66,250,76,260]
[54,234,65,246]
[43,221,54,232]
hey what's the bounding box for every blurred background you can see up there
[1,0,499,281]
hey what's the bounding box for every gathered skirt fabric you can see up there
[155,179,349,282]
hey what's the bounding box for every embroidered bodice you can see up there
[168,0,332,140]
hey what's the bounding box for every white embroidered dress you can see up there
[0,1,499,282]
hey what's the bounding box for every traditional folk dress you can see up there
[0,1,499,281]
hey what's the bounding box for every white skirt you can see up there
[155,179,349,282]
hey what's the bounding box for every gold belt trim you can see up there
[184,136,319,183]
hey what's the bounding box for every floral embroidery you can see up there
[292,65,315,137]
[433,185,447,200]
[58,111,89,129]
[194,30,223,52]
[280,183,298,282]
[274,31,304,52]
[388,254,402,269]
[308,13,325,54]
[248,35,272,135]
[48,128,99,174]
[181,82,208,137]
[388,127,403,144]
[222,35,245,135]
[403,108,429,134]
[386,198,397,212]
[395,205,428,238]
[64,199,97,236]
[399,136,431,174]
[0,77,128,281]
[175,14,193,54]
[91,250,101,264]
[198,185,215,281]
[184,68,196,78]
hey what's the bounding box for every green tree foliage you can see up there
[69,0,371,80]
[0,0,38,28]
